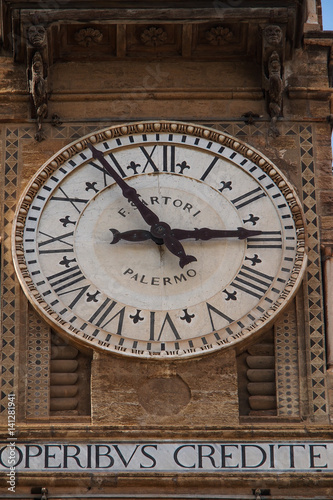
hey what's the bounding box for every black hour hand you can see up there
[110,228,163,245]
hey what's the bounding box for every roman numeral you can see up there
[89,160,114,187]
[162,145,176,172]
[38,230,74,254]
[231,187,266,209]
[46,266,90,308]
[140,146,159,172]
[149,312,181,341]
[247,230,282,249]
[88,298,125,334]
[51,187,89,213]
[231,265,274,299]
[206,302,234,332]
[200,156,219,181]
[107,152,127,177]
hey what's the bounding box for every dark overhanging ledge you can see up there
[18,7,294,22]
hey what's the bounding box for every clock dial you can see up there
[13,122,307,358]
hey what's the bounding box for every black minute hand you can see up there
[88,143,159,226]
[88,143,197,268]
[171,227,263,241]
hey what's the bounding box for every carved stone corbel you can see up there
[262,25,284,138]
[26,24,49,141]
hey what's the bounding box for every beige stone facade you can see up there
[1,0,333,498]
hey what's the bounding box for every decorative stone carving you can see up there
[140,27,167,47]
[242,111,260,125]
[206,26,234,45]
[26,308,50,419]
[262,25,284,137]
[246,331,277,415]
[263,25,283,46]
[74,28,103,47]
[51,113,63,127]
[27,24,47,48]
[41,488,48,500]
[266,51,284,137]
[275,306,300,417]
[26,23,49,141]
[50,331,91,416]
[29,51,48,142]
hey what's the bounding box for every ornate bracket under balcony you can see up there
[26,23,49,141]
[262,24,285,138]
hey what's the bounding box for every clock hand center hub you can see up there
[151,222,171,239]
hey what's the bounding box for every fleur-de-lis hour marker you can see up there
[180,309,195,323]
[219,180,232,192]
[59,256,76,268]
[85,181,99,193]
[130,310,144,324]
[59,215,76,227]
[127,161,141,175]
[223,289,237,301]
[243,213,260,226]
[245,254,262,266]
[176,161,191,174]
[86,291,100,303]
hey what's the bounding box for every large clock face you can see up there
[13,122,307,358]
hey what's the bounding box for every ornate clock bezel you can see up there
[12,121,307,359]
